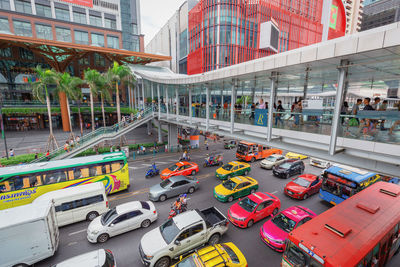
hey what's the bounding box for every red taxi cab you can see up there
[160,161,199,180]
[284,174,322,200]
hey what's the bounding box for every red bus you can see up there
[282,181,400,267]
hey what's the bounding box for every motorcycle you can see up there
[203,154,223,167]
[179,155,191,161]
[168,195,188,219]
[145,163,159,178]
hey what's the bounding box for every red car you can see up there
[284,174,322,200]
[227,192,281,228]
[160,161,199,180]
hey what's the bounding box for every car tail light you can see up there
[153,210,157,214]
[225,220,229,226]
[196,181,199,184]
[106,201,109,208]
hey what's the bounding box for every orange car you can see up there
[160,161,199,180]
[236,141,282,162]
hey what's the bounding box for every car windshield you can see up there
[238,197,258,212]
[176,255,197,267]
[168,164,179,171]
[272,213,297,233]
[279,163,292,169]
[104,249,115,267]
[266,155,278,162]
[221,244,240,264]
[101,208,118,226]
[222,180,237,190]
[293,177,311,187]
[160,179,171,188]
[222,164,234,171]
[237,144,248,154]
[284,241,307,267]
[160,219,180,244]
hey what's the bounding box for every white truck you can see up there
[0,201,59,267]
[139,207,229,267]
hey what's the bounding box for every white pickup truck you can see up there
[139,207,229,267]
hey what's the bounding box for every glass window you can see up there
[104,18,116,29]
[73,11,86,24]
[0,0,10,10]
[36,4,51,18]
[90,15,102,27]
[75,30,89,45]
[132,24,138,34]
[14,0,31,14]
[94,53,105,66]
[56,27,71,42]
[55,8,70,21]
[36,24,52,40]
[13,20,32,37]
[191,224,204,235]
[179,29,187,59]
[0,47,12,57]
[91,33,104,47]
[107,35,119,49]
[0,17,10,33]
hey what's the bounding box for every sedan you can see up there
[214,176,258,202]
[285,152,308,160]
[284,174,322,200]
[87,201,157,243]
[160,161,199,180]
[260,154,287,169]
[216,161,251,180]
[53,249,116,267]
[228,192,281,228]
[224,140,237,149]
[149,175,199,202]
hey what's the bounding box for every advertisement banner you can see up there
[60,0,93,8]
[254,109,268,127]
[329,5,338,30]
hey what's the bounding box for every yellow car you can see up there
[214,176,258,202]
[215,161,251,180]
[285,152,308,160]
[171,242,247,267]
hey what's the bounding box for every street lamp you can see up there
[0,94,9,159]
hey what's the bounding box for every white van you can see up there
[33,182,109,227]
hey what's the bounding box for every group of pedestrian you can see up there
[63,135,80,153]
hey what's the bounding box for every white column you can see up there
[267,72,277,142]
[157,84,161,120]
[141,80,145,109]
[165,86,169,118]
[189,85,192,125]
[230,79,236,134]
[10,0,15,11]
[31,0,37,15]
[206,85,210,131]
[151,82,154,112]
[175,87,179,120]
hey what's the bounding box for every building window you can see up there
[55,8,70,21]
[73,12,86,24]
[132,37,139,52]
[104,18,116,29]
[0,47,12,57]
[13,20,32,37]
[36,24,52,40]
[0,0,10,10]
[78,56,89,65]
[56,27,71,42]
[0,17,10,33]
[132,24,138,35]
[75,30,89,45]
[19,47,34,60]
[94,53,105,66]
[36,4,51,18]
[91,33,104,47]
[179,29,188,59]
[90,15,102,27]
[14,0,32,14]
[107,35,119,49]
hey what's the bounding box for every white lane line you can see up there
[68,229,86,236]
[156,161,168,164]
[67,242,78,246]
[141,164,152,167]
[271,190,278,194]
[129,166,139,170]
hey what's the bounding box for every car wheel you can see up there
[188,187,195,194]
[97,233,109,243]
[203,163,207,168]
[155,257,170,267]
[141,219,151,228]
[250,188,256,194]
[247,220,254,228]
[12,264,28,267]
[227,196,234,202]
[272,208,279,216]
[303,194,308,200]
[86,211,99,221]
[250,157,255,163]
[159,194,167,202]
[191,170,196,175]
[244,170,249,175]
[286,173,290,179]
[219,162,223,166]
[208,233,220,245]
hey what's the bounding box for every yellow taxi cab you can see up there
[171,242,247,267]
[215,161,251,180]
[214,176,258,202]
[285,152,308,160]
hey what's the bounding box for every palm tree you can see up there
[99,73,112,127]
[84,69,105,131]
[31,66,58,150]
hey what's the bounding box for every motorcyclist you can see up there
[181,151,190,161]
[179,194,188,212]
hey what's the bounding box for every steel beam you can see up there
[176,86,179,120]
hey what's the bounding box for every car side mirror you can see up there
[110,224,115,227]
[174,240,181,246]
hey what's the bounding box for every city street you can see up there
[35,139,400,266]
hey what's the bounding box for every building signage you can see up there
[254,109,268,127]
[60,0,93,8]
[329,5,338,29]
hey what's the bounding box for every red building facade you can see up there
[188,0,346,75]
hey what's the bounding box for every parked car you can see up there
[227,192,281,228]
[214,176,259,202]
[149,176,199,202]
[52,249,116,267]
[284,174,322,200]
[285,152,308,160]
[139,207,229,267]
[224,140,237,149]
[309,157,331,169]
[171,242,247,267]
[259,206,316,252]
[160,162,199,180]
[87,201,157,243]
[215,161,251,180]
[260,154,287,170]
[272,159,305,179]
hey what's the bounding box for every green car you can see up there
[215,161,251,180]
[224,140,237,149]
[213,176,259,202]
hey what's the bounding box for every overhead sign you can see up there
[60,0,93,8]
[254,109,268,127]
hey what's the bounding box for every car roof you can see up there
[231,176,253,184]
[173,210,203,230]
[284,159,301,164]
[228,161,247,166]
[116,201,143,214]
[169,176,191,182]
[281,206,314,221]
[269,154,282,158]
[33,183,105,202]
[297,174,318,181]
[55,249,105,267]
[247,192,273,203]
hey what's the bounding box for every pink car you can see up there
[259,205,316,252]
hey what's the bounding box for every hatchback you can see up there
[273,159,305,179]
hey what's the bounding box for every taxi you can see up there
[160,161,199,180]
[214,176,258,202]
[215,161,251,180]
[171,242,247,267]
[285,152,308,160]
[284,174,322,200]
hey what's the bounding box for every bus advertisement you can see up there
[0,152,130,210]
[282,181,400,267]
[319,165,380,205]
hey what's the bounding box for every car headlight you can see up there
[91,230,99,235]
[275,239,285,244]
[144,255,153,260]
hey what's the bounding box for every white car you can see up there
[260,154,286,169]
[87,201,157,243]
[52,249,116,267]
[310,157,331,169]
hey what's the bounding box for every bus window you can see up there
[44,171,68,184]
[67,170,74,180]
[0,181,9,193]
[12,176,24,191]
[111,161,123,172]
[102,164,111,174]
[89,165,97,177]
[95,166,102,175]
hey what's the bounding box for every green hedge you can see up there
[0,153,43,166]
[3,107,136,115]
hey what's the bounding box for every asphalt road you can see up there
[36,140,400,267]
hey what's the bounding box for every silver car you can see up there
[149,176,199,202]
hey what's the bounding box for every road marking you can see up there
[109,187,150,202]
[129,166,139,170]
[67,242,78,246]
[271,190,278,194]
[141,164,152,167]
[68,229,86,236]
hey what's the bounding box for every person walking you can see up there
[45,150,50,161]
[64,141,69,153]
[351,99,362,124]
[9,148,14,157]
[204,139,209,150]
[223,101,228,118]
[275,100,284,127]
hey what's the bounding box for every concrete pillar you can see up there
[147,120,152,135]
[59,91,71,132]
[268,72,277,142]
[151,82,154,112]
[157,84,161,119]
[168,123,178,150]
[175,87,179,120]
[166,86,169,118]
[303,67,310,99]
[329,60,349,155]
[230,79,236,134]
[156,119,163,143]
[141,80,145,110]
[206,85,210,131]
[189,85,192,125]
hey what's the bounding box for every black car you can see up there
[272,159,305,178]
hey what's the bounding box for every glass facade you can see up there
[120,0,140,51]
[73,12,87,24]
[0,17,9,33]
[94,53,105,66]
[56,27,71,42]
[14,0,32,14]
[36,24,53,40]
[91,33,104,47]
[55,8,70,21]
[75,30,89,45]
[90,15,102,27]
[36,4,51,18]
[104,18,116,29]
[0,0,10,10]
[107,35,119,49]
[13,20,32,37]
[179,29,188,59]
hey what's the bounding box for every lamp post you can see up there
[0,94,9,159]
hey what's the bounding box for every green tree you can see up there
[84,69,104,131]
